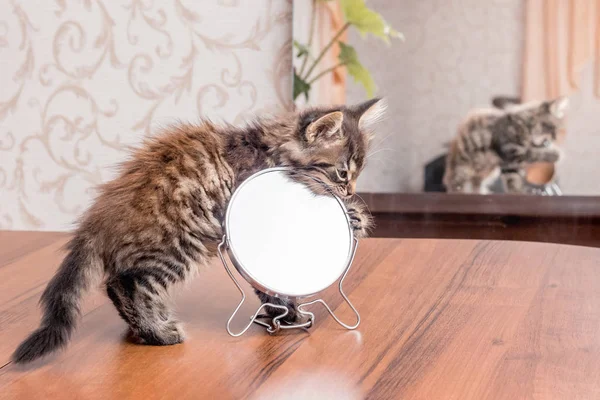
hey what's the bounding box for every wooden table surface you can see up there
[0,231,599,399]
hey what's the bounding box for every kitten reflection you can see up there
[444,97,567,194]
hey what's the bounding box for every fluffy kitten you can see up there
[444,97,568,194]
[12,98,385,364]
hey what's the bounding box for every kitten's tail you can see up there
[12,236,102,364]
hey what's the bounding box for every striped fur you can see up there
[444,97,567,194]
[12,99,384,363]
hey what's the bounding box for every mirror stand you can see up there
[217,236,361,336]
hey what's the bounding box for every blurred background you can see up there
[294,0,600,196]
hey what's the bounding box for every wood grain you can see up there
[0,231,68,268]
[0,232,599,399]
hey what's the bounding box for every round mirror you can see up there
[225,168,354,298]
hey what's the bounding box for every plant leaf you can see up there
[293,40,310,59]
[293,71,311,101]
[338,42,375,97]
[340,0,403,44]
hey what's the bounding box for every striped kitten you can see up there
[13,98,385,364]
[444,97,568,194]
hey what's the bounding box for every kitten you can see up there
[12,98,385,364]
[444,97,568,194]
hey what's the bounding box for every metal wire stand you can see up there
[218,236,361,336]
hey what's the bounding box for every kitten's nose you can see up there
[347,181,356,196]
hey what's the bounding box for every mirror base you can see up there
[218,236,361,337]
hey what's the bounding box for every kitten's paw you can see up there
[547,150,560,162]
[501,172,525,194]
[264,302,302,324]
[255,290,303,324]
[345,199,374,239]
[135,322,185,346]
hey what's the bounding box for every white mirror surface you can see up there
[226,169,353,298]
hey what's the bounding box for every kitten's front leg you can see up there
[500,143,529,166]
[254,289,302,324]
[344,199,374,239]
[527,147,561,163]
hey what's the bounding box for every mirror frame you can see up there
[224,167,355,298]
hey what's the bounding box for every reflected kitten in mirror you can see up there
[12,98,385,364]
[444,97,568,194]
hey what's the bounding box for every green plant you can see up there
[293,0,402,102]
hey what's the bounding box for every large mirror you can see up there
[292,1,600,197]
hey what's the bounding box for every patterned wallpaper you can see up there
[0,0,292,231]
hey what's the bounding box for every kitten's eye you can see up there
[314,162,334,169]
[336,169,348,180]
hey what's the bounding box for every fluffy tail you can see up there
[492,96,521,109]
[12,236,101,364]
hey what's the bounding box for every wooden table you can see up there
[1,231,599,399]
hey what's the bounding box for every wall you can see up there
[557,65,600,195]
[348,0,600,195]
[0,0,292,231]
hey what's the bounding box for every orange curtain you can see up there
[522,0,600,100]
[316,1,347,105]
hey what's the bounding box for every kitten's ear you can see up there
[305,111,344,143]
[548,96,569,118]
[353,98,387,130]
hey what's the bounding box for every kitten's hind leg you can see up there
[470,176,484,194]
[106,270,184,345]
[479,168,501,194]
[500,170,525,194]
